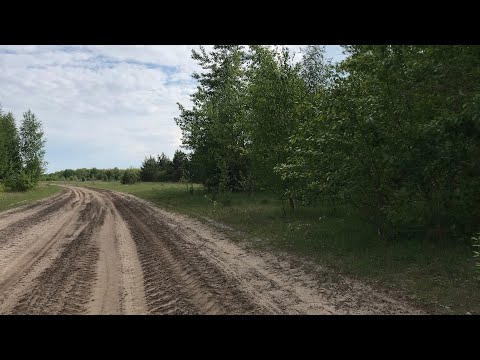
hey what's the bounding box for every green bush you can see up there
[121,168,140,185]
[3,171,36,191]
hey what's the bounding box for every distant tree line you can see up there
[174,45,480,243]
[0,107,46,191]
[43,167,141,184]
[44,150,191,186]
[139,150,190,183]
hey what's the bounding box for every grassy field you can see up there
[0,182,61,213]
[54,180,479,314]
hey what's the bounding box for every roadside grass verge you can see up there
[0,182,61,213]
[56,180,480,314]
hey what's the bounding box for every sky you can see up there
[0,45,344,173]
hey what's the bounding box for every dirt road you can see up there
[0,186,423,314]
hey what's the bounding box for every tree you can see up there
[112,167,121,181]
[0,109,22,182]
[121,168,140,184]
[19,110,46,185]
[175,45,249,191]
[300,45,334,95]
[140,156,159,182]
[245,45,306,202]
[156,153,173,181]
[171,150,188,182]
[89,167,99,180]
[173,44,480,242]
[278,45,480,240]
[63,169,75,179]
[105,169,113,181]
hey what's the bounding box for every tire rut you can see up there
[0,189,85,301]
[0,185,424,315]
[0,189,74,244]
[10,198,106,315]
[0,189,67,220]
[106,190,262,315]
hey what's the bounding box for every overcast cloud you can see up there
[0,45,344,172]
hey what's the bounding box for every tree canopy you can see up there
[0,107,46,191]
[175,45,480,243]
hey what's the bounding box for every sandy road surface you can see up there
[0,186,423,314]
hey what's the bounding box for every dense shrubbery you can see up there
[120,168,140,184]
[3,171,36,191]
[175,45,480,243]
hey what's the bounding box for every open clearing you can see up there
[0,185,422,314]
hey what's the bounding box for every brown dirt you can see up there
[0,186,424,315]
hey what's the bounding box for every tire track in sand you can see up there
[0,185,424,315]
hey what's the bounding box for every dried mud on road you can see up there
[0,186,423,314]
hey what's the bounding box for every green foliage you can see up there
[111,167,122,181]
[171,150,188,182]
[0,108,22,182]
[120,168,140,184]
[1,107,46,192]
[20,110,46,184]
[175,45,312,195]
[300,45,334,94]
[0,182,61,213]
[44,166,132,182]
[3,170,36,191]
[245,46,306,196]
[139,151,189,183]
[63,169,75,179]
[175,45,250,192]
[173,44,480,246]
[277,45,480,241]
[140,156,159,182]
[156,153,173,181]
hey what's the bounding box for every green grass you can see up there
[0,182,62,213]
[55,180,480,314]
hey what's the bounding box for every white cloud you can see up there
[0,45,200,172]
[0,45,342,172]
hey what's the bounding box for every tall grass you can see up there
[0,182,61,213]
